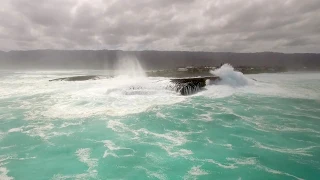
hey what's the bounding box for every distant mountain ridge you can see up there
[0,50,319,70]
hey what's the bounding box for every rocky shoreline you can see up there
[49,75,112,81]
[48,75,220,96]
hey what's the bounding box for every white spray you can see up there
[114,55,146,78]
[210,64,254,87]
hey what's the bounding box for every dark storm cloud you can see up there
[0,0,319,52]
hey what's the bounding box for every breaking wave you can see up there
[210,64,254,87]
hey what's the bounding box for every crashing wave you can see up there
[210,64,254,87]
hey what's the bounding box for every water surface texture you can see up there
[0,66,320,180]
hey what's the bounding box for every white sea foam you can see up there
[206,137,213,144]
[145,152,164,163]
[205,159,237,169]
[138,129,190,146]
[0,167,13,180]
[190,157,237,169]
[52,170,98,180]
[76,148,98,170]
[17,123,72,141]
[290,138,319,145]
[274,126,320,134]
[258,165,304,180]
[232,134,319,156]
[206,138,233,149]
[24,123,54,139]
[0,146,15,150]
[107,120,196,157]
[60,121,84,128]
[54,148,99,180]
[0,131,6,140]
[226,157,257,165]
[135,166,167,180]
[107,120,140,136]
[221,143,233,150]
[187,166,209,176]
[16,76,186,119]
[1,66,319,121]
[156,112,167,119]
[199,112,213,122]
[184,165,208,179]
[0,65,184,119]
[8,128,23,133]
[160,145,193,157]
[0,113,15,120]
[138,129,194,157]
[0,156,14,180]
[254,142,318,157]
[102,140,135,158]
[103,140,121,151]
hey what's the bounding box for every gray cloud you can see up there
[0,0,319,52]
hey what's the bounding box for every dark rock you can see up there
[170,76,220,95]
[49,75,111,81]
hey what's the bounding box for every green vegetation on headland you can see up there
[147,66,287,77]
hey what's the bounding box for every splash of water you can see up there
[114,55,146,78]
[210,64,253,87]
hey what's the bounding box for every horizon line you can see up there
[1,49,320,54]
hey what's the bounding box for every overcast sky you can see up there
[1,0,320,52]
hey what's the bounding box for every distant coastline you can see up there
[0,50,319,71]
[147,66,287,77]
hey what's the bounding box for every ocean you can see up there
[0,65,319,180]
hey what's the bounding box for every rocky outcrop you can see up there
[49,75,111,81]
[49,75,220,96]
[170,76,220,95]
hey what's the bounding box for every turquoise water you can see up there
[0,69,320,180]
